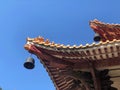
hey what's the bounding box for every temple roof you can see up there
[90,19,120,41]
[24,20,120,90]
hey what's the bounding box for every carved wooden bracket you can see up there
[59,68,92,90]
[89,62,101,90]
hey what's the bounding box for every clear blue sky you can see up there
[0,0,120,90]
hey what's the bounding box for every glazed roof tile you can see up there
[90,19,120,41]
[25,37,120,50]
[24,20,120,90]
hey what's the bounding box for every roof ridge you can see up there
[25,37,120,50]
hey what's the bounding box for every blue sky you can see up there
[0,0,120,90]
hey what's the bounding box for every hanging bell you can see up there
[24,57,35,69]
[94,33,101,42]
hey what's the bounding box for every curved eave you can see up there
[24,44,75,90]
[90,19,120,42]
[25,38,120,90]
[24,37,120,90]
[25,37,120,69]
[24,19,120,90]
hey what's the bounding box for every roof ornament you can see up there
[45,39,50,44]
[37,36,44,42]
